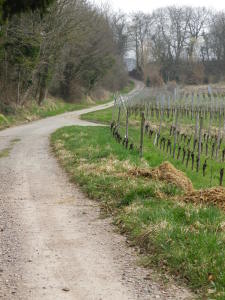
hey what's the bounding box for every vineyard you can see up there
[111,85,225,189]
[52,86,225,298]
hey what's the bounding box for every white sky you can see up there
[92,0,225,13]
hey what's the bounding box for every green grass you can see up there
[0,114,9,126]
[0,138,21,158]
[0,147,11,158]
[81,106,225,189]
[81,107,114,124]
[51,125,225,299]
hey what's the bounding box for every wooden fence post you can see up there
[197,116,203,172]
[203,160,207,176]
[186,149,191,168]
[216,112,222,158]
[173,109,178,159]
[140,112,145,158]
[191,93,194,120]
[220,168,224,186]
[117,106,121,126]
[112,93,117,122]
[125,108,129,139]
[193,110,199,151]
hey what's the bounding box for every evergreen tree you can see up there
[0,0,55,23]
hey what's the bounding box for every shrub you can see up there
[0,114,9,125]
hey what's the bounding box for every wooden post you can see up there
[191,152,195,170]
[193,110,199,151]
[203,160,207,177]
[191,93,194,120]
[220,168,224,186]
[197,116,203,172]
[182,147,186,164]
[177,146,181,159]
[140,112,145,158]
[173,109,178,159]
[211,142,215,158]
[216,112,222,158]
[156,134,160,147]
[117,106,121,126]
[125,108,129,139]
[208,98,212,137]
[112,93,117,122]
[186,149,191,168]
[222,149,225,162]
[159,110,163,135]
[167,95,170,117]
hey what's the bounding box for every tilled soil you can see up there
[0,88,194,299]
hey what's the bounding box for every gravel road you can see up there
[0,86,194,299]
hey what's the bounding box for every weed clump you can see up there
[0,114,8,125]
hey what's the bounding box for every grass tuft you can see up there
[0,147,11,158]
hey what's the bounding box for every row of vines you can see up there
[111,86,225,188]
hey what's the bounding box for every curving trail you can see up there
[0,83,193,299]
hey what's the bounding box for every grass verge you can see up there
[51,125,225,299]
[0,97,111,131]
[80,107,114,124]
[0,80,134,131]
[0,138,20,158]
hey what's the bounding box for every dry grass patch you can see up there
[130,161,193,193]
[183,187,225,211]
[77,156,137,176]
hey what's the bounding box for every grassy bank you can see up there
[81,107,114,124]
[51,125,225,299]
[0,97,110,131]
[0,80,134,131]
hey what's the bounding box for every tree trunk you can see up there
[17,69,21,105]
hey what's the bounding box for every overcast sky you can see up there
[92,0,225,13]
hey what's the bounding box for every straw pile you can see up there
[183,187,225,210]
[130,162,225,210]
[130,161,193,192]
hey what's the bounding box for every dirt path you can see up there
[0,86,193,299]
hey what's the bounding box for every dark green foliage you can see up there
[0,0,128,108]
[0,0,55,22]
[4,35,40,66]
